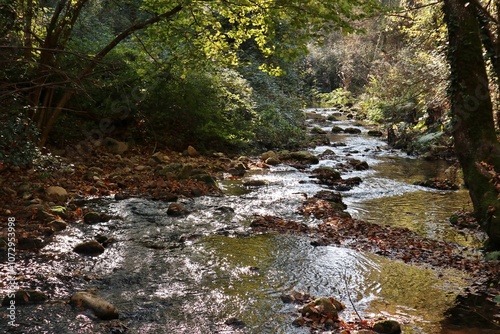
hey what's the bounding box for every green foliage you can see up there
[0,110,40,166]
[315,88,354,107]
[139,68,257,152]
[142,0,380,73]
[242,61,306,150]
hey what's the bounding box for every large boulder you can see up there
[46,186,68,203]
[70,291,119,320]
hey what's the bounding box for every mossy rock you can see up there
[332,126,344,133]
[286,151,320,164]
[311,126,327,134]
[84,211,101,224]
[343,127,362,134]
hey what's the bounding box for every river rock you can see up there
[225,317,246,329]
[314,190,345,206]
[372,319,402,334]
[73,240,105,256]
[151,152,164,163]
[228,162,247,176]
[280,290,312,304]
[287,151,320,164]
[84,211,101,224]
[300,297,341,320]
[191,172,219,188]
[48,218,67,232]
[177,164,193,179]
[2,290,48,306]
[261,150,278,161]
[187,145,200,157]
[348,158,369,171]
[311,167,341,182]
[70,291,119,320]
[331,176,363,191]
[332,126,343,133]
[343,127,362,134]
[319,149,336,159]
[167,202,189,216]
[265,156,281,165]
[243,180,268,187]
[311,126,327,134]
[46,186,68,203]
[367,130,383,137]
[103,137,128,154]
[17,236,44,250]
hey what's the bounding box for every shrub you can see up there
[0,110,40,166]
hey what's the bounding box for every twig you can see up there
[343,269,363,321]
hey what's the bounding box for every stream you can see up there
[1,108,487,333]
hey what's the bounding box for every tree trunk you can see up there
[444,0,500,249]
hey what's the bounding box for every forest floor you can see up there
[1,143,499,333]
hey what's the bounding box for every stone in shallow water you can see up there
[372,319,402,334]
[2,290,48,306]
[73,240,105,256]
[70,291,119,320]
[167,202,189,216]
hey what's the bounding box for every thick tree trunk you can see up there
[444,0,500,249]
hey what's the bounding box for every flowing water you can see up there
[1,109,487,333]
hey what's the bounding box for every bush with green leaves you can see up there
[139,68,257,152]
[0,110,40,166]
[315,88,354,108]
[243,63,306,150]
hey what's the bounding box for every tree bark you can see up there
[444,0,500,249]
